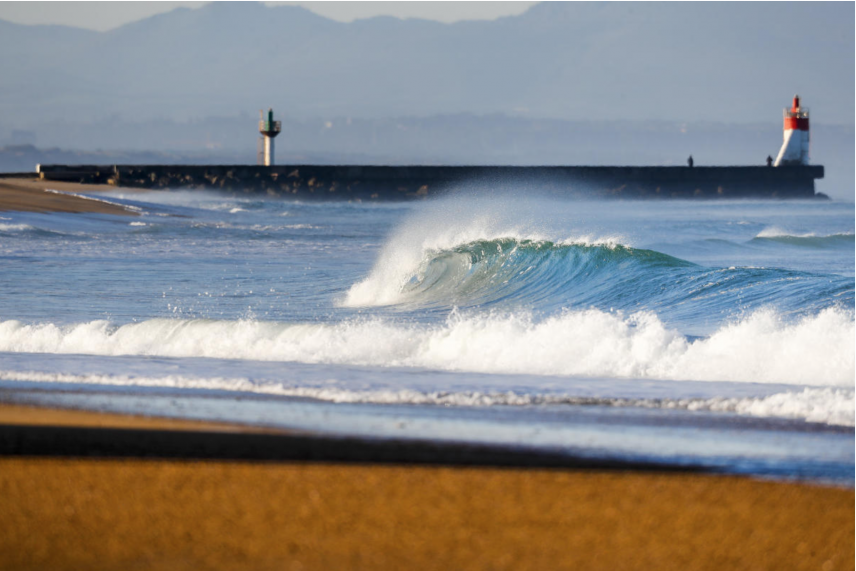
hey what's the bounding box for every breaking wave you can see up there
[344,237,693,308]
[0,223,34,232]
[753,228,855,248]
[336,198,853,316]
[0,307,852,386]
[342,235,853,323]
[0,223,84,238]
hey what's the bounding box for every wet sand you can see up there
[0,402,270,433]
[0,403,853,571]
[0,177,141,215]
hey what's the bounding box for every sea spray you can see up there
[343,238,648,308]
[342,192,626,306]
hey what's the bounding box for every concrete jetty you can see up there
[35,164,825,200]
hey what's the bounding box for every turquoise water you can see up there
[0,188,853,482]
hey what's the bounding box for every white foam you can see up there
[756,227,854,239]
[0,307,852,386]
[1,370,850,426]
[0,223,33,231]
[705,388,854,426]
[756,226,813,238]
[44,189,144,212]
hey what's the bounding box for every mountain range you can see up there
[1,2,852,125]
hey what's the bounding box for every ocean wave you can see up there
[0,223,84,238]
[753,227,854,248]
[344,237,687,308]
[0,223,34,232]
[337,195,853,314]
[0,307,852,386]
[341,194,628,307]
[342,234,853,319]
[1,370,851,426]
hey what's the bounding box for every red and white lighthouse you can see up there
[773,95,810,166]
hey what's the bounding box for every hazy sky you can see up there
[0,1,538,30]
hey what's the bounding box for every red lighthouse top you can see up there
[784,95,809,131]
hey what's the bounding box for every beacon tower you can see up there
[258,108,281,166]
[774,96,810,166]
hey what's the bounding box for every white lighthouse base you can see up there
[264,136,275,166]
[774,129,809,166]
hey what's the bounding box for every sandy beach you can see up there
[0,176,140,215]
[0,403,852,571]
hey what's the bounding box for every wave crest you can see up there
[753,228,855,248]
[343,237,684,308]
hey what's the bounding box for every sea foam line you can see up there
[755,226,855,239]
[0,223,33,232]
[44,189,144,212]
[1,370,851,426]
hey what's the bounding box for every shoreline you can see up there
[0,402,704,471]
[0,402,277,433]
[0,401,853,570]
[0,176,142,215]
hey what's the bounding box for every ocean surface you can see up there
[1,187,853,483]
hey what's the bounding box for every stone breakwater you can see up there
[35,164,825,200]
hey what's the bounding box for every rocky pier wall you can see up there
[35,164,825,199]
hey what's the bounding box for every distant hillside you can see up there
[0,2,852,125]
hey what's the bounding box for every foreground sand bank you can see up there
[0,403,853,570]
[0,177,141,215]
[2,458,852,571]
